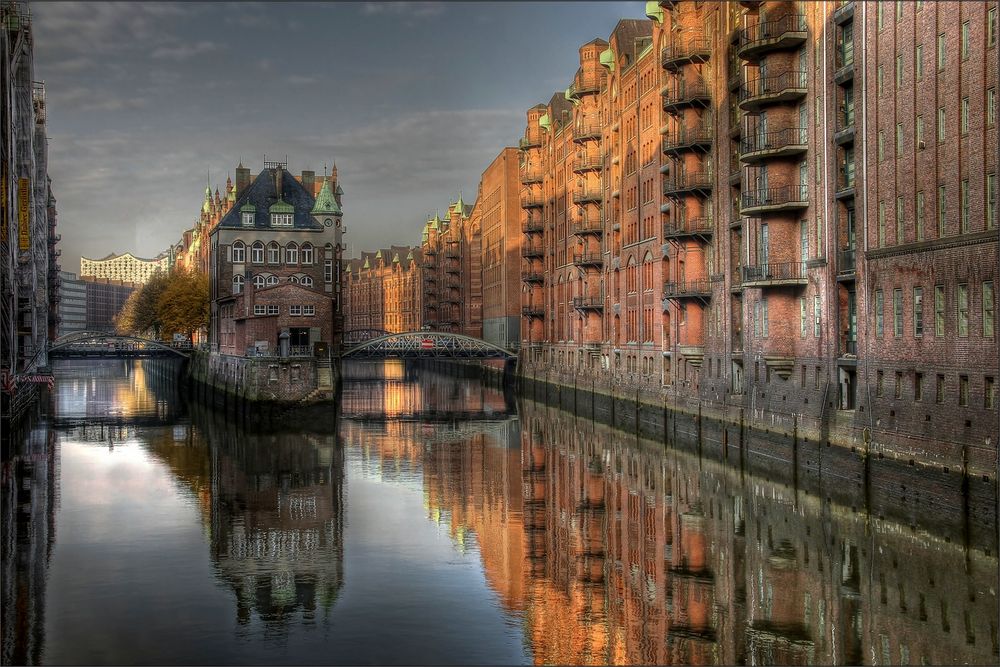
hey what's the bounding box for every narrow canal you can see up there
[2,359,997,665]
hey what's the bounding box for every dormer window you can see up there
[269,198,294,227]
[240,201,256,226]
[242,212,255,226]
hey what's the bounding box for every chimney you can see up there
[235,164,251,195]
[301,170,315,194]
[274,165,283,200]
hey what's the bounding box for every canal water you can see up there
[2,358,997,665]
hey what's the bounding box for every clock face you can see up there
[324,218,333,227]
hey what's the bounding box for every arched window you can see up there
[301,243,314,265]
[251,242,264,264]
[232,241,245,263]
[642,252,654,291]
[266,275,279,286]
[290,275,300,284]
[267,242,280,264]
[301,275,314,287]
[285,242,298,264]
[232,274,244,294]
[253,274,266,288]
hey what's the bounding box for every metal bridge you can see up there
[49,332,192,359]
[341,331,516,360]
[342,328,390,345]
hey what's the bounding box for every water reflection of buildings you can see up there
[1,423,57,666]
[51,359,184,427]
[352,396,998,665]
[341,360,513,421]
[194,410,345,634]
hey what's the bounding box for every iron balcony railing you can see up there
[572,296,604,310]
[663,217,714,238]
[444,250,460,259]
[522,305,545,317]
[568,74,604,97]
[573,187,603,204]
[571,214,604,235]
[522,219,544,234]
[843,338,858,355]
[421,261,436,270]
[663,280,712,298]
[739,70,807,109]
[521,193,544,208]
[740,184,809,211]
[573,121,603,142]
[572,153,604,172]
[520,167,543,184]
[521,245,544,258]
[663,171,714,196]
[737,14,807,57]
[838,248,856,273]
[833,1,855,24]
[661,123,714,154]
[662,78,711,111]
[519,133,542,150]
[572,252,603,267]
[740,261,806,284]
[661,37,711,69]
[522,272,545,283]
[740,127,807,158]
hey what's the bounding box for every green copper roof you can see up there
[453,195,464,214]
[645,1,663,24]
[599,47,615,72]
[406,250,414,260]
[363,257,370,269]
[311,178,342,215]
[539,113,551,130]
[269,198,294,214]
[335,184,344,196]
[430,214,441,230]
[375,249,383,259]
[240,201,256,213]
[392,252,400,264]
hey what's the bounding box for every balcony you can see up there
[572,153,604,173]
[521,193,544,208]
[837,248,856,277]
[444,249,460,259]
[833,1,854,24]
[739,127,807,163]
[663,171,713,197]
[572,251,603,268]
[522,272,545,284]
[737,14,807,60]
[567,74,604,99]
[521,245,544,259]
[522,304,545,318]
[572,296,604,311]
[842,338,857,356]
[662,78,711,113]
[522,218,544,234]
[520,167,543,184]
[572,121,603,143]
[573,187,603,204]
[663,217,714,240]
[834,53,855,84]
[445,265,461,275]
[834,122,855,145]
[740,261,807,287]
[739,71,807,112]
[835,168,856,200]
[740,184,809,214]
[571,214,604,236]
[661,123,713,156]
[421,261,436,270]
[661,37,711,70]
[663,280,713,301]
[519,134,542,150]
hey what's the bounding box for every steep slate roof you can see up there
[216,167,323,231]
[611,18,653,53]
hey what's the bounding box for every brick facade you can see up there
[342,246,423,334]
[513,0,998,474]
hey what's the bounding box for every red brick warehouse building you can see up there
[517,0,998,476]
[209,160,344,357]
[343,246,423,335]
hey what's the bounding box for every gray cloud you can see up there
[151,41,218,61]
[360,2,446,18]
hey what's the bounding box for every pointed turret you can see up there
[311,178,342,215]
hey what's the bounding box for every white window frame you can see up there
[251,242,264,264]
[301,275,314,287]
[271,213,293,227]
[253,274,266,289]
[266,275,279,286]
[254,305,266,315]
[290,305,302,316]
[232,274,244,294]
[303,305,316,316]
[301,244,314,265]
[267,305,279,316]
[285,243,298,264]
[232,241,245,263]
[242,212,255,227]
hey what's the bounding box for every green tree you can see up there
[156,269,209,340]
[114,269,168,338]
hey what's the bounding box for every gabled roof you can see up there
[610,18,652,52]
[215,167,323,231]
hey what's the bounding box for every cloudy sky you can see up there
[32,1,645,272]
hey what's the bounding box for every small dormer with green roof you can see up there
[240,201,257,227]
[269,198,294,227]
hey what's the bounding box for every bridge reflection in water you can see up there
[1,359,996,665]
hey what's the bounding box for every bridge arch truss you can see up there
[341,331,515,360]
